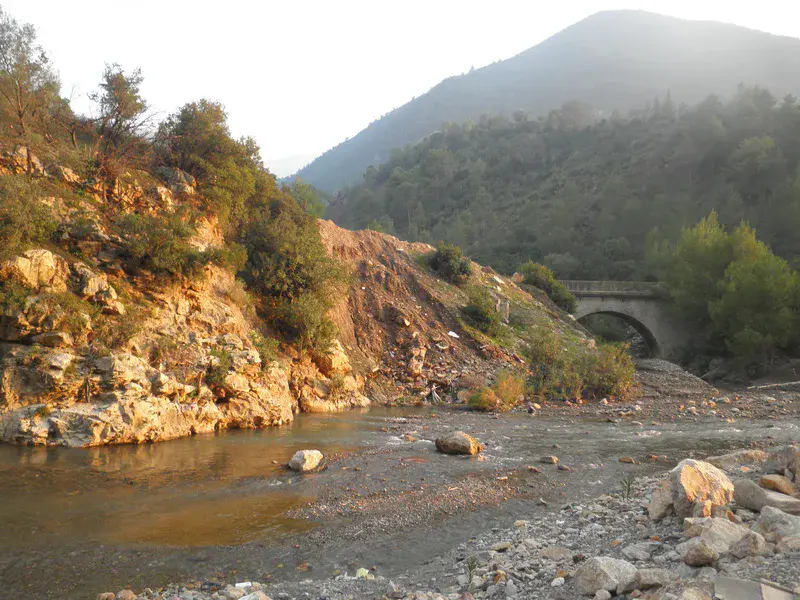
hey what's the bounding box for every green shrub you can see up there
[115,212,209,278]
[0,278,32,314]
[469,370,525,412]
[206,348,233,388]
[0,176,58,261]
[582,342,636,398]
[241,195,347,351]
[429,242,472,284]
[520,261,576,313]
[461,286,502,336]
[526,326,634,401]
[207,242,248,272]
[251,331,281,370]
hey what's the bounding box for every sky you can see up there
[5,1,800,176]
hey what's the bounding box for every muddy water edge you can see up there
[1,406,798,600]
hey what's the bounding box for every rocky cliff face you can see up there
[0,153,581,447]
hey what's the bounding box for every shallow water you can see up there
[0,407,798,599]
[0,408,427,552]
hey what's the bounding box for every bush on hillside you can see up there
[115,212,209,278]
[0,176,58,261]
[429,242,471,284]
[469,370,526,412]
[461,286,502,336]
[526,327,635,401]
[520,261,576,313]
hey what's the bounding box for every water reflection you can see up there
[0,409,424,549]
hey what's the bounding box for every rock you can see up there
[492,542,511,552]
[240,593,270,600]
[223,585,245,600]
[682,517,751,553]
[593,591,611,600]
[707,449,768,472]
[636,568,677,588]
[777,535,800,551]
[550,577,565,587]
[539,546,572,562]
[758,474,798,496]
[435,431,482,455]
[51,164,80,184]
[764,444,799,478]
[3,249,70,293]
[619,456,636,464]
[734,479,800,515]
[715,576,795,600]
[729,531,767,558]
[670,459,734,518]
[313,339,352,377]
[676,537,719,566]
[755,506,800,538]
[288,450,324,472]
[540,455,559,464]
[30,331,73,348]
[622,541,660,561]
[680,589,712,600]
[574,556,637,596]
[648,481,674,520]
[116,592,136,600]
[97,594,115,600]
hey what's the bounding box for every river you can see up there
[1,407,797,599]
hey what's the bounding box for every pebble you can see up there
[550,577,565,587]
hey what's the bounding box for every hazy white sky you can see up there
[5,1,800,175]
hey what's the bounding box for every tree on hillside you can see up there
[155,99,260,231]
[288,179,325,217]
[0,7,59,173]
[89,64,150,197]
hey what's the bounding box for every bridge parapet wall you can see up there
[561,280,666,298]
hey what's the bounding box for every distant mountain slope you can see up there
[295,10,800,192]
[329,87,800,280]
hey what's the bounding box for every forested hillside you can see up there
[297,10,800,192]
[329,86,800,280]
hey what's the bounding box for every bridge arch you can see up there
[561,281,687,360]
[573,309,660,357]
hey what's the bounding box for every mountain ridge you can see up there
[294,10,800,192]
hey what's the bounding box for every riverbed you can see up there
[1,406,798,599]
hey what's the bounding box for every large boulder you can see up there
[2,249,70,293]
[435,431,482,455]
[574,557,637,596]
[734,479,800,515]
[670,459,734,518]
[288,450,324,472]
[755,506,800,538]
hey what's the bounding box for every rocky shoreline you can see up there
[94,443,800,600]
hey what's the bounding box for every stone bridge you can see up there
[561,281,687,359]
